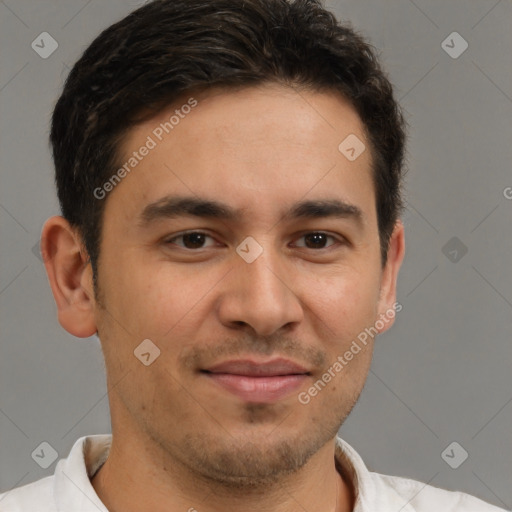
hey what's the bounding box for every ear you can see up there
[40,216,98,338]
[375,219,405,334]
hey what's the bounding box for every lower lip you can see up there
[204,373,308,403]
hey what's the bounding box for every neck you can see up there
[91,433,355,512]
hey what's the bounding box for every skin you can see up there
[42,83,405,512]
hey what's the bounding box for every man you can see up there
[0,0,505,511]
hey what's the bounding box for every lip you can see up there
[204,358,310,376]
[202,358,310,403]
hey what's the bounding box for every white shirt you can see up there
[0,434,506,511]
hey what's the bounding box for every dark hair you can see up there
[50,0,406,289]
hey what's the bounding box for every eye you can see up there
[165,231,217,250]
[293,232,340,250]
[165,231,342,251]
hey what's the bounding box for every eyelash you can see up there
[164,231,344,251]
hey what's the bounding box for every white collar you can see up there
[52,433,415,512]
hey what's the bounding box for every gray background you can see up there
[1,0,511,509]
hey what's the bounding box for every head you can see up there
[43,0,406,488]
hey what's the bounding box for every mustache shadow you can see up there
[178,335,327,371]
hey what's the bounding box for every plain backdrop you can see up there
[1,0,511,508]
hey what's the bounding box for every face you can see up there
[60,83,404,486]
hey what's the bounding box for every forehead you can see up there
[105,84,375,228]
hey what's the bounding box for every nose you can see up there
[216,244,304,336]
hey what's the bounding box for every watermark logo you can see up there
[134,339,161,366]
[31,32,58,59]
[236,236,264,263]
[31,441,58,469]
[339,134,365,162]
[441,32,468,59]
[442,236,468,263]
[441,441,468,469]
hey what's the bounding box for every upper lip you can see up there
[203,358,310,377]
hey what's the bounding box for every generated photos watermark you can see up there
[298,301,403,405]
[93,97,198,200]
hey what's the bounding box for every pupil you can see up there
[306,233,326,248]
[184,233,205,248]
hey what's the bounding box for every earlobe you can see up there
[376,220,405,334]
[40,216,98,338]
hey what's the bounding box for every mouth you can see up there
[200,358,311,403]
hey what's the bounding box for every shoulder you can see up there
[0,434,111,512]
[334,436,506,512]
[374,471,507,511]
[0,475,56,512]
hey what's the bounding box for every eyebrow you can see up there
[138,195,365,227]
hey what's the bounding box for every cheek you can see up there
[110,259,223,340]
[303,266,380,338]
[99,250,175,327]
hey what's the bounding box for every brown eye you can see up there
[295,232,338,250]
[166,232,216,250]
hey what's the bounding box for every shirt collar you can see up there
[53,434,415,512]
[54,435,111,512]
[335,436,416,511]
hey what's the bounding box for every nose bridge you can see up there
[220,237,303,335]
[242,248,287,300]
